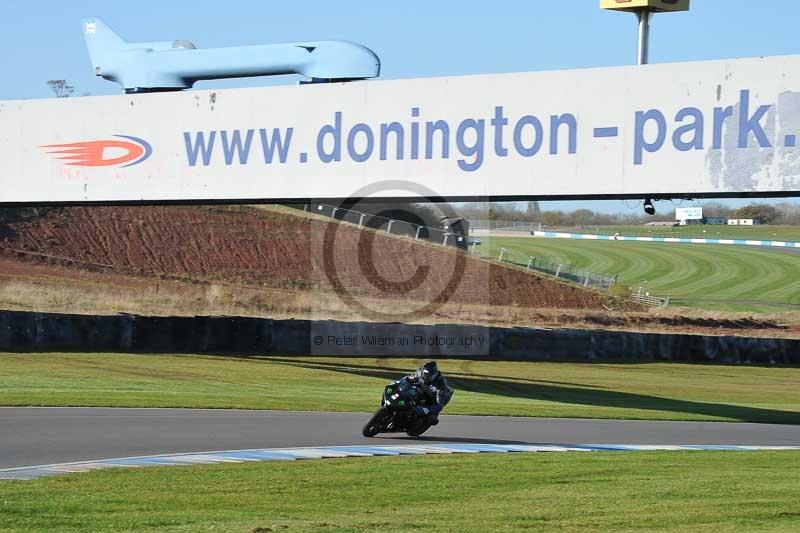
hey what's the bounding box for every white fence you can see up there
[630,287,670,307]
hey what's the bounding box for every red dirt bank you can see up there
[0,206,611,311]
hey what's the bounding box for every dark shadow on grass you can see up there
[260,357,800,425]
[254,357,605,388]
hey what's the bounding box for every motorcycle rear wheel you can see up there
[362,407,390,437]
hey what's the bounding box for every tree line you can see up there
[452,201,800,226]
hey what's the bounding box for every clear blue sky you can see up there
[3,0,799,213]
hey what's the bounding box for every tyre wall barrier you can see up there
[0,310,797,364]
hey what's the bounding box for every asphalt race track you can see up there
[3,407,800,470]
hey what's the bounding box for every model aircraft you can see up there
[81,17,380,93]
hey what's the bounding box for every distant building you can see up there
[727,218,762,226]
[675,207,703,226]
[675,208,730,226]
[644,221,678,227]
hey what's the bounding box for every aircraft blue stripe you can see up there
[2,444,799,480]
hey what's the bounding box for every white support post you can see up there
[331,207,337,219]
[554,264,562,277]
[358,213,365,228]
[415,226,422,240]
[470,241,477,254]
[387,220,394,234]
[526,256,534,269]
[442,233,449,246]
[498,248,506,262]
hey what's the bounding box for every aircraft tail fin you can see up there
[81,18,126,70]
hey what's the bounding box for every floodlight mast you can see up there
[636,10,650,65]
[81,18,380,93]
[599,0,690,65]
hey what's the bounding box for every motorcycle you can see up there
[362,377,436,437]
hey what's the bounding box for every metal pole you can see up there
[414,226,422,240]
[636,9,651,65]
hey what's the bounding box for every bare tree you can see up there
[47,80,74,98]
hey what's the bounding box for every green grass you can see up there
[481,236,800,311]
[1,451,799,531]
[2,353,799,423]
[555,224,800,241]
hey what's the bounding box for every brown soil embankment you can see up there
[0,206,611,310]
[2,206,797,338]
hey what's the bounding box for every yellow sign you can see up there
[600,0,689,12]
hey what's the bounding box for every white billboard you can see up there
[3,55,800,203]
[675,207,703,220]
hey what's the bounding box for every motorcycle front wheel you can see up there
[362,407,391,437]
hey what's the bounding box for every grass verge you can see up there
[1,451,799,531]
[481,236,800,312]
[2,353,799,423]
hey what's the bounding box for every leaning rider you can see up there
[406,361,453,425]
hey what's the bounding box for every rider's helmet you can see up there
[419,361,439,385]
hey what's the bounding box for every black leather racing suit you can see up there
[406,370,453,418]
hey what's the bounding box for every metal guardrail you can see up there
[496,247,617,291]
[306,203,477,250]
[467,219,539,232]
[496,247,670,306]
